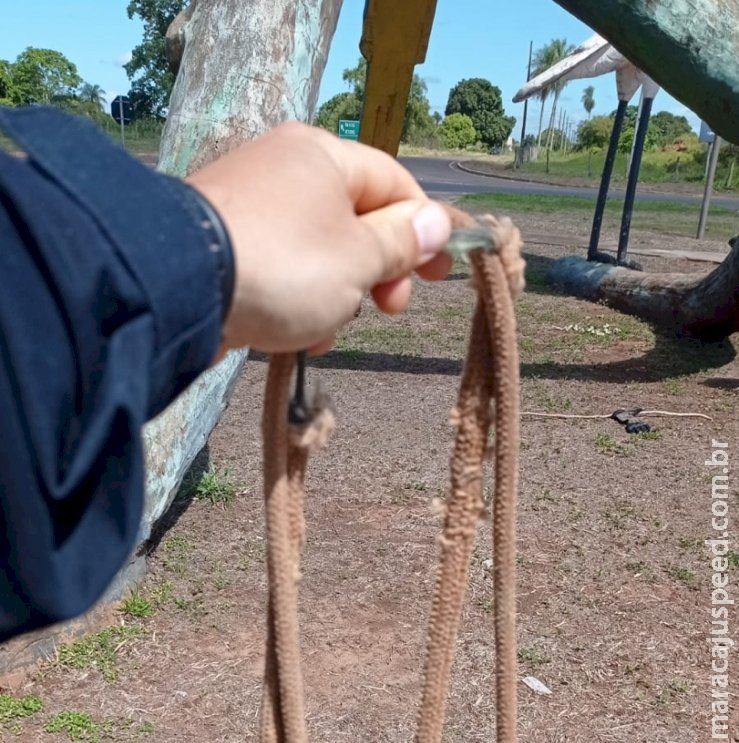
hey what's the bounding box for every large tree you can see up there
[79,82,106,111]
[0,59,13,103]
[314,58,436,145]
[581,85,595,174]
[648,110,693,147]
[438,113,477,149]
[10,47,82,105]
[124,0,186,118]
[532,38,573,167]
[314,91,362,134]
[445,78,515,150]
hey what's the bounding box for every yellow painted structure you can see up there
[359,0,439,156]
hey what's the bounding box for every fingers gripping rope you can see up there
[258,206,523,742]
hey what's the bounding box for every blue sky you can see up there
[0,0,701,138]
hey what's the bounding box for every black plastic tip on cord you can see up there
[288,351,312,424]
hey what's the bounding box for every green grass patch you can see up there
[633,430,663,441]
[44,710,112,742]
[664,564,700,591]
[460,191,736,217]
[120,591,154,619]
[56,624,142,683]
[191,464,239,505]
[0,694,42,732]
[595,433,631,456]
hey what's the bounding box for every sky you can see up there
[0,0,702,139]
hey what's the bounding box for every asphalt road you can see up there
[400,156,739,210]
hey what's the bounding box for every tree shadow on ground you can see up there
[444,251,574,296]
[263,332,736,385]
[522,333,736,383]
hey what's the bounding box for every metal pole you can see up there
[588,99,628,261]
[515,40,533,169]
[697,135,722,239]
[616,96,654,264]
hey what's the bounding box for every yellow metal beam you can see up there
[359,0,438,156]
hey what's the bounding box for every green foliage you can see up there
[617,123,659,154]
[581,85,595,117]
[57,624,142,682]
[649,110,692,147]
[532,38,573,153]
[9,47,82,105]
[577,115,613,149]
[125,0,186,117]
[0,60,13,101]
[445,77,514,149]
[78,82,106,110]
[193,464,239,505]
[438,113,477,149]
[44,710,112,742]
[402,74,437,145]
[314,92,361,135]
[120,591,154,618]
[539,127,569,151]
[0,694,42,725]
[314,58,437,145]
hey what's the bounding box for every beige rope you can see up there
[258,205,523,742]
[415,207,523,743]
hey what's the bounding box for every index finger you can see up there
[313,129,427,214]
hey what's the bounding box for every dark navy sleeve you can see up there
[0,106,231,640]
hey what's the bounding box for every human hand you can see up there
[186,122,452,356]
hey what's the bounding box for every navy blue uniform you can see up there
[0,107,233,640]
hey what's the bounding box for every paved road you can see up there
[400,156,739,210]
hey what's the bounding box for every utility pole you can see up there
[515,40,533,169]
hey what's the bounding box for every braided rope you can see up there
[258,206,523,742]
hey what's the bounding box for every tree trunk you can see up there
[143,0,343,540]
[553,0,739,146]
[535,99,546,147]
[0,0,345,680]
[545,93,559,173]
[549,244,739,341]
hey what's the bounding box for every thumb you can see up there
[357,200,451,286]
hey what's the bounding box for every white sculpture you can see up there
[514,34,661,266]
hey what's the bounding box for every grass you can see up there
[458,192,738,239]
[44,710,112,742]
[594,433,630,456]
[120,591,154,619]
[191,464,239,505]
[664,564,700,591]
[56,624,142,683]
[0,694,43,733]
[633,430,663,441]
[469,147,739,192]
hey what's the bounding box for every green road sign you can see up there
[338,119,360,140]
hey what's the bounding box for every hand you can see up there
[187,122,452,356]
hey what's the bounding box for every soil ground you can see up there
[3,202,739,742]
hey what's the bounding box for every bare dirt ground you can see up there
[4,204,739,742]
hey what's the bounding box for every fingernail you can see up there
[413,203,451,264]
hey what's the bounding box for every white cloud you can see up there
[117,51,133,66]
